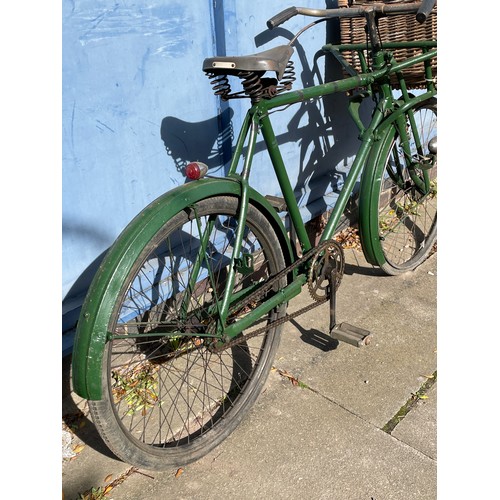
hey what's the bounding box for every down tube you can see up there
[321,119,384,241]
[259,109,374,248]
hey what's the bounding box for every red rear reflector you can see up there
[185,162,208,180]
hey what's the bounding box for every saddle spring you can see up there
[206,73,232,100]
[280,60,296,91]
[205,60,295,103]
[241,71,264,102]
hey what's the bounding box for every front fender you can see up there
[359,91,437,265]
[72,177,295,400]
[358,125,396,266]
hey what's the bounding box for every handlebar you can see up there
[266,7,299,29]
[267,1,436,30]
[416,0,436,24]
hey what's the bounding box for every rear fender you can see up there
[71,177,295,400]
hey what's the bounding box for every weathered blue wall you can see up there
[62,0,363,354]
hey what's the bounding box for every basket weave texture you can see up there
[338,0,437,88]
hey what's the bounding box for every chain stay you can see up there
[212,240,341,353]
[211,296,328,353]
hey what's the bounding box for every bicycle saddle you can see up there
[203,45,294,80]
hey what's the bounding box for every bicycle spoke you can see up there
[89,197,285,466]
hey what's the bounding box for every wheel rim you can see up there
[104,200,283,454]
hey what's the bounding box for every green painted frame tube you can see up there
[262,73,375,110]
[217,116,259,327]
[258,112,312,254]
[330,40,436,51]
[260,48,436,112]
[223,274,307,340]
[228,111,252,176]
[320,100,387,241]
[178,207,218,321]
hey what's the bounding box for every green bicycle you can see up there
[72,0,437,470]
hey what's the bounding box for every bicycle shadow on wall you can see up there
[159,34,370,204]
[159,0,374,251]
[160,107,234,179]
[254,0,374,228]
[62,108,237,452]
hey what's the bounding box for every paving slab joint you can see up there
[273,366,377,427]
[382,370,437,435]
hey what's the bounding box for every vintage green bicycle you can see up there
[72,1,437,470]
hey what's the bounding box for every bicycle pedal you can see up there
[330,322,372,347]
[265,195,287,212]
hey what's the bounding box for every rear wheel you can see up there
[372,98,437,275]
[89,196,287,470]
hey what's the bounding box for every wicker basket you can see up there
[338,0,437,88]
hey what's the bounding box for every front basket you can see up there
[338,0,437,88]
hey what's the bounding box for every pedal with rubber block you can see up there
[330,322,372,347]
[328,267,372,347]
[264,195,287,212]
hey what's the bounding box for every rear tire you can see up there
[89,196,287,470]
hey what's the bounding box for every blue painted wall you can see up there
[62,0,363,354]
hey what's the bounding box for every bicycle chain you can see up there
[210,239,338,353]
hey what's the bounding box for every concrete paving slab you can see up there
[273,250,437,429]
[110,378,436,500]
[62,250,437,500]
[392,383,437,460]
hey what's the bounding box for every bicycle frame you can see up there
[72,34,436,401]
[214,40,437,340]
[69,2,437,470]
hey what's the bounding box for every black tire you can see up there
[375,98,437,275]
[89,196,287,470]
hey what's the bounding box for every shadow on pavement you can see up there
[289,318,339,352]
[62,355,118,461]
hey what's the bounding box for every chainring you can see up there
[307,240,345,301]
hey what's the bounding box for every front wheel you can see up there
[89,196,287,470]
[363,98,437,275]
